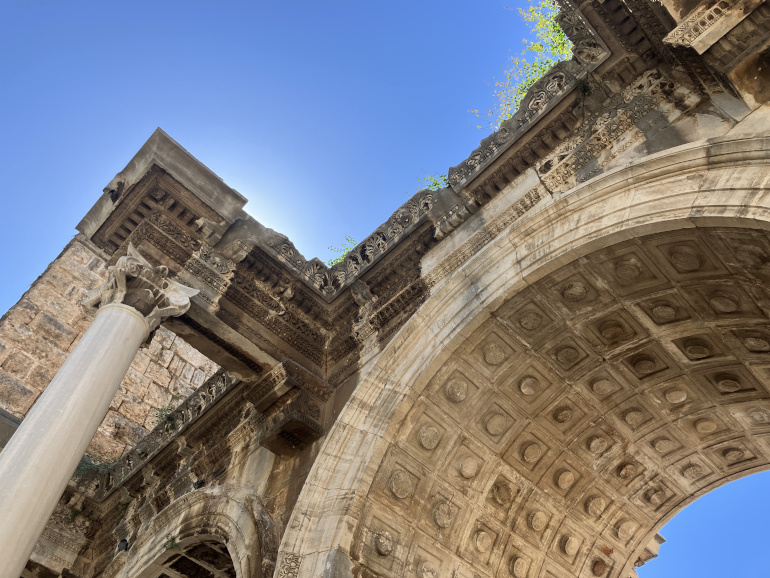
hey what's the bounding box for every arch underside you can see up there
[100,486,272,578]
[356,223,770,578]
[278,136,770,578]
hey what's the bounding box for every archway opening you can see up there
[638,469,770,577]
[346,224,770,577]
[140,538,236,578]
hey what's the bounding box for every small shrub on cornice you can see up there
[326,236,357,267]
[470,0,573,130]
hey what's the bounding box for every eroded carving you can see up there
[82,243,198,330]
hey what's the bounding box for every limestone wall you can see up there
[0,236,219,458]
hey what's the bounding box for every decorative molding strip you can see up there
[664,0,751,54]
[261,189,435,301]
[425,186,546,290]
[447,1,608,191]
[87,369,237,500]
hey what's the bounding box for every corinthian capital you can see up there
[83,243,199,330]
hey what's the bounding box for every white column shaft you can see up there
[0,304,149,578]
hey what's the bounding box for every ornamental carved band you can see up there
[82,243,199,330]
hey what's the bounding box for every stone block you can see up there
[22,335,69,375]
[0,370,36,415]
[1,299,39,326]
[144,383,172,408]
[180,362,195,383]
[1,350,35,380]
[169,377,195,399]
[155,327,176,349]
[34,267,77,299]
[122,367,151,397]
[168,355,186,377]
[86,429,123,460]
[66,241,105,269]
[131,350,152,374]
[155,348,173,368]
[110,384,136,412]
[191,368,207,386]
[33,282,83,321]
[147,339,162,357]
[53,259,106,290]
[0,322,32,344]
[26,363,57,390]
[145,363,172,387]
[102,411,148,448]
[171,336,212,368]
[29,312,75,350]
[119,399,151,425]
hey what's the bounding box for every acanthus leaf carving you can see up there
[82,242,199,331]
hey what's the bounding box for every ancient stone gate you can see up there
[2,1,770,577]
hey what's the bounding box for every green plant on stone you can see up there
[163,533,178,551]
[418,172,449,192]
[326,236,357,267]
[74,453,118,480]
[470,0,573,130]
[153,405,177,430]
[329,3,568,268]
[67,508,82,524]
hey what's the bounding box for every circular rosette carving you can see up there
[522,443,542,464]
[591,378,615,395]
[509,555,529,578]
[474,530,492,553]
[491,480,514,505]
[518,311,542,331]
[417,561,437,578]
[374,531,393,556]
[432,501,454,529]
[528,511,548,531]
[389,470,412,499]
[445,378,468,403]
[418,425,440,450]
[459,457,479,479]
[483,343,507,365]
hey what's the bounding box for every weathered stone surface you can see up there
[1,351,34,381]
[101,412,148,448]
[143,383,173,412]
[6,2,770,576]
[0,239,219,464]
[0,372,35,415]
[29,313,75,350]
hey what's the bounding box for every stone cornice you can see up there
[447,0,610,192]
[80,0,707,318]
[82,358,332,502]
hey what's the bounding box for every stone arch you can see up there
[276,134,770,577]
[103,485,277,578]
[131,536,236,578]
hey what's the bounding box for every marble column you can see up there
[0,244,198,578]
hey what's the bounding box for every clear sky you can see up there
[1,1,767,575]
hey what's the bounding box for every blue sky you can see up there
[0,0,519,314]
[1,1,767,574]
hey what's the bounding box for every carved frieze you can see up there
[448,1,608,190]
[86,370,235,500]
[664,0,745,54]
